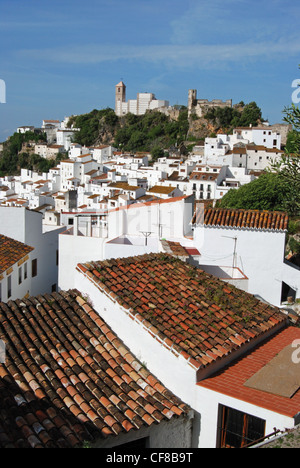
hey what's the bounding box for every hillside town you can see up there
[0,82,300,450]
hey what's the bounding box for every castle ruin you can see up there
[188,89,232,118]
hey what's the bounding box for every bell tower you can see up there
[115,81,126,116]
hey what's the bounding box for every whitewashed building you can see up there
[115,81,169,116]
[233,126,282,149]
[58,195,195,291]
[0,234,35,302]
[73,253,300,448]
[192,207,300,308]
[0,206,65,295]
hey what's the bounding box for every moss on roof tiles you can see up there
[78,253,288,370]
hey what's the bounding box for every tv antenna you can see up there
[221,235,238,271]
[140,231,152,246]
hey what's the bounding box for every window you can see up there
[281,281,296,303]
[218,405,265,448]
[32,259,37,278]
[7,276,11,299]
[24,262,27,280]
[18,267,22,285]
[0,282,2,302]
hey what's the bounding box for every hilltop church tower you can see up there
[115,81,126,116]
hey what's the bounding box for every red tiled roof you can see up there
[76,254,287,371]
[108,195,190,213]
[0,235,34,274]
[148,186,177,194]
[161,241,200,258]
[161,240,189,257]
[0,290,189,448]
[198,326,300,418]
[190,172,218,181]
[193,208,288,231]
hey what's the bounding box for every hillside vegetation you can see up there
[0,101,264,175]
[68,107,190,157]
[68,101,263,156]
[0,131,65,176]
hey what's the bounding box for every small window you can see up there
[32,259,37,278]
[24,263,27,280]
[7,276,12,299]
[18,267,22,285]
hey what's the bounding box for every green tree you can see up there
[217,172,289,212]
[204,101,262,130]
[285,130,300,154]
[239,102,262,127]
[151,146,164,163]
[127,130,146,150]
[270,94,300,216]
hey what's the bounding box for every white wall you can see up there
[107,197,193,241]
[58,231,106,290]
[194,225,288,307]
[236,128,281,149]
[195,385,294,448]
[0,253,33,302]
[0,207,64,295]
[104,236,160,260]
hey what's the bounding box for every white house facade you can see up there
[0,207,65,295]
[192,207,300,308]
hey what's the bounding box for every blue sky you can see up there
[0,0,299,142]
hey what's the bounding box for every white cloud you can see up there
[17,37,300,70]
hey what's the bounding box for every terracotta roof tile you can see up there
[193,208,289,231]
[198,327,300,418]
[77,254,288,372]
[0,235,34,274]
[0,290,189,448]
